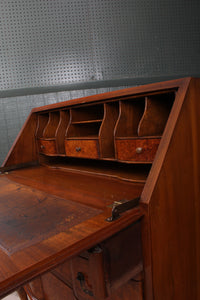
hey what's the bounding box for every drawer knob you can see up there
[40,145,45,149]
[76,147,81,152]
[136,147,143,154]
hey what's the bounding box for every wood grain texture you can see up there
[106,279,143,300]
[99,102,119,158]
[65,139,100,159]
[31,78,188,113]
[37,139,57,155]
[0,176,101,255]
[41,272,75,300]
[51,260,73,288]
[102,222,143,293]
[115,99,145,137]
[55,110,70,154]
[43,112,60,138]
[0,170,143,297]
[24,276,44,300]
[2,113,38,167]
[1,77,199,300]
[35,113,49,138]
[6,166,144,209]
[141,77,200,300]
[138,93,175,136]
[115,138,160,162]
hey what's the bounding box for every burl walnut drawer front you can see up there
[65,139,100,159]
[37,138,57,155]
[116,138,160,162]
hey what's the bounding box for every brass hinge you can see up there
[106,197,140,222]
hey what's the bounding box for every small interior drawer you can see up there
[115,138,160,162]
[65,139,100,159]
[37,138,57,155]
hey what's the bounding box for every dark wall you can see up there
[0,0,199,94]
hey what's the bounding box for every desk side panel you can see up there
[2,113,38,168]
[149,78,200,299]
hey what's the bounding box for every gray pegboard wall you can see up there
[0,0,200,91]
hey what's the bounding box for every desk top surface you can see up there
[0,169,143,297]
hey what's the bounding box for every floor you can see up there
[2,293,20,300]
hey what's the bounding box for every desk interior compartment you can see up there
[65,102,119,159]
[36,110,70,155]
[115,91,175,162]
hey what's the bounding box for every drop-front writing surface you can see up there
[0,77,200,300]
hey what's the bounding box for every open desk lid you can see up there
[0,172,142,298]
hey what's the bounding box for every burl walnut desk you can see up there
[0,78,200,300]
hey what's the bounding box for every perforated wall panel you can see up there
[0,0,200,91]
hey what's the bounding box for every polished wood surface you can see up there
[37,138,57,155]
[65,139,100,159]
[115,137,160,162]
[1,77,200,299]
[141,78,200,300]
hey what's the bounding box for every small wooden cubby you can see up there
[65,102,119,159]
[115,91,175,162]
[36,110,70,155]
[35,91,175,163]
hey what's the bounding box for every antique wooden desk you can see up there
[0,78,200,300]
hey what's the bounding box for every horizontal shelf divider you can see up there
[71,119,102,125]
[65,136,99,140]
[115,136,162,139]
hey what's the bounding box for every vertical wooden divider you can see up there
[99,102,119,158]
[55,110,70,154]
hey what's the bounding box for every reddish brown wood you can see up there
[106,280,143,300]
[115,99,145,138]
[141,78,200,300]
[65,139,100,159]
[1,77,200,300]
[17,287,29,300]
[115,138,160,162]
[30,78,186,113]
[35,113,49,138]
[55,110,70,154]
[6,166,144,209]
[138,92,175,136]
[51,260,73,287]
[3,113,38,167]
[102,222,143,294]
[41,273,75,300]
[0,175,101,254]
[24,276,44,300]
[43,111,60,138]
[37,138,57,155]
[99,102,119,158]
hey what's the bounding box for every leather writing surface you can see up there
[0,176,101,255]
